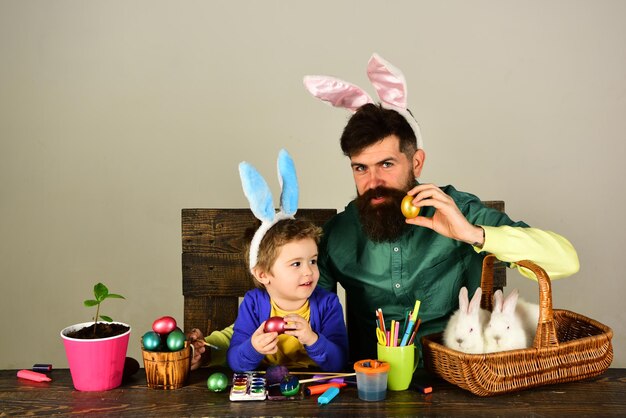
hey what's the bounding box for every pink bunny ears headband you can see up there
[303,53,424,149]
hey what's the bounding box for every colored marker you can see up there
[33,364,53,372]
[377,308,386,333]
[401,309,410,335]
[415,384,433,394]
[407,318,421,345]
[318,386,340,405]
[17,370,51,382]
[400,299,421,346]
[394,321,400,346]
[305,382,347,396]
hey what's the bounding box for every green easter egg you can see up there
[166,329,186,351]
[207,372,229,392]
[142,331,162,351]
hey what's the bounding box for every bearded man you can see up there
[317,104,579,362]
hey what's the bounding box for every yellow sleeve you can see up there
[474,225,579,280]
[205,324,234,367]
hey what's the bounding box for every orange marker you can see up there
[415,384,433,394]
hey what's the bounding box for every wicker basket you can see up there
[422,254,613,396]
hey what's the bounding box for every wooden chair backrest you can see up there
[181,208,337,335]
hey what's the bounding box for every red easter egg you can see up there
[264,316,286,334]
[152,316,177,335]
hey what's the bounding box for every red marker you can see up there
[17,370,52,382]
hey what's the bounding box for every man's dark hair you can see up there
[339,103,418,159]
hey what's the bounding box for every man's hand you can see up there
[284,314,318,347]
[405,183,484,246]
[251,322,279,355]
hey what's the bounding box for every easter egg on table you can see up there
[122,357,140,380]
[207,372,229,392]
[265,365,290,384]
[264,316,286,334]
[401,195,420,219]
[152,316,177,335]
[142,331,162,351]
[280,375,300,396]
[166,329,186,351]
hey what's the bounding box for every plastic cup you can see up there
[377,343,418,391]
[353,359,390,401]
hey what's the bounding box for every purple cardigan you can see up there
[227,287,349,372]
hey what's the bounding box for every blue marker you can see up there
[400,299,421,346]
[318,386,340,405]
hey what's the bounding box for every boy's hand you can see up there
[284,314,318,346]
[187,328,208,371]
[252,322,279,355]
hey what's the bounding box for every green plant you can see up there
[84,283,125,336]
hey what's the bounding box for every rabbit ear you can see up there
[367,53,408,110]
[458,287,469,313]
[493,290,504,313]
[502,289,519,315]
[468,287,483,314]
[303,75,374,113]
[277,149,298,217]
[239,162,275,223]
[366,53,424,149]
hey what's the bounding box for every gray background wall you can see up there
[1,1,624,369]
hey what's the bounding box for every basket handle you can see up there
[480,254,559,349]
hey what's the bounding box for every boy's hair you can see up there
[340,103,417,160]
[245,218,322,288]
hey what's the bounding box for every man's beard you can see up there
[356,181,415,242]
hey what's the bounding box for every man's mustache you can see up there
[360,186,406,202]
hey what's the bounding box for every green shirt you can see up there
[317,185,527,363]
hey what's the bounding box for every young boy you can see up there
[226,218,348,372]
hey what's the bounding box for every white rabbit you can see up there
[484,289,540,353]
[443,287,489,354]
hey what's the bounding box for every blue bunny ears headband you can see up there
[239,149,299,271]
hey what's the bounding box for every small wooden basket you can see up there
[422,254,613,396]
[141,343,191,390]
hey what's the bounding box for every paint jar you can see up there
[353,359,390,401]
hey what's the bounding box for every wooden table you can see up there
[2,367,625,416]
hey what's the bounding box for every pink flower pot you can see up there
[60,322,131,391]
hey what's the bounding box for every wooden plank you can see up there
[182,208,254,253]
[182,253,252,297]
[182,208,337,253]
[183,295,239,335]
[482,200,504,212]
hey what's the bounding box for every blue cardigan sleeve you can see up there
[305,289,349,371]
[226,290,267,372]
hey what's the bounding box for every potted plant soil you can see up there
[60,283,131,391]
